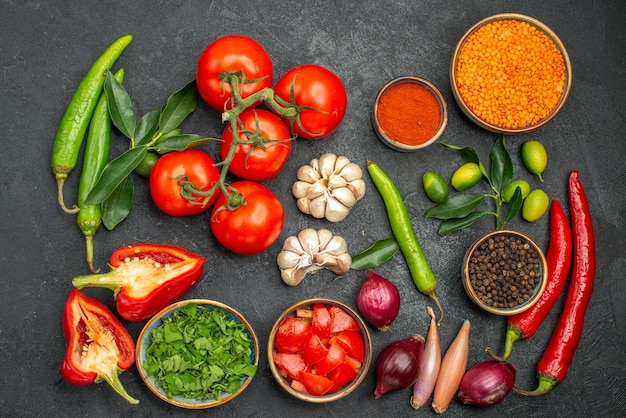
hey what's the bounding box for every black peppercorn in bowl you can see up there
[462,230,547,315]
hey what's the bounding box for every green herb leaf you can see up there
[85,146,147,205]
[159,80,198,135]
[438,211,488,235]
[153,134,219,154]
[490,135,514,192]
[351,237,399,270]
[502,186,523,225]
[441,143,490,181]
[104,71,136,139]
[134,108,160,147]
[101,175,134,230]
[426,193,487,219]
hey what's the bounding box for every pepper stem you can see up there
[96,368,139,404]
[57,177,79,214]
[512,375,558,396]
[429,292,444,326]
[485,324,523,361]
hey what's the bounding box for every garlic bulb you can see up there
[292,153,366,222]
[277,228,351,286]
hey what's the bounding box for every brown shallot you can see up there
[432,320,470,414]
[410,307,441,409]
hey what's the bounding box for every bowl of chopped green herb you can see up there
[136,299,259,409]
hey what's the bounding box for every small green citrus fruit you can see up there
[502,179,531,202]
[522,189,549,222]
[451,162,482,192]
[521,140,548,182]
[423,171,449,203]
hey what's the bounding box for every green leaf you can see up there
[441,142,490,181]
[153,134,219,154]
[104,71,136,139]
[490,135,514,192]
[438,211,488,235]
[426,193,487,219]
[159,80,198,135]
[134,109,160,147]
[101,175,134,230]
[85,146,147,205]
[502,186,523,225]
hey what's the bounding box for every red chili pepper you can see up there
[61,289,138,404]
[487,200,573,361]
[515,170,596,396]
[72,243,205,321]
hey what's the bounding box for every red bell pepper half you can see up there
[72,243,205,321]
[62,289,138,404]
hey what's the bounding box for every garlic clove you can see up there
[298,228,321,255]
[297,164,321,183]
[347,179,366,200]
[333,155,352,173]
[337,162,363,182]
[308,195,328,219]
[296,197,313,215]
[324,196,350,222]
[281,268,307,286]
[318,153,339,178]
[327,253,352,275]
[321,235,349,256]
[282,235,305,254]
[276,250,302,270]
[329,187,358,208]
[292,181,313,199]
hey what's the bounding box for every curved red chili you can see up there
[515,170,596,396]
[487,199,573,361]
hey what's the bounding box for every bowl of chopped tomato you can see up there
[136,299,259,409]
[268,298,372,403]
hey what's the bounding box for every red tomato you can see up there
[302,332,329,365]
[210,181,284,255]
[149,149,219,216]
[273,352,307,381]
[329,306,360,333]
[300,371,333,396]
[196,35,273,111]
[332,330,365,362]
[273,64,347,139]
[311,303,331,339]
[275,317,309,353]
[328,361,359,393]
[314,342,346,376]
[220,109,292,181]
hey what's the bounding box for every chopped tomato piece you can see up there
[275,317,309,353]
[329,305,360,333]
[311,303,331,339]
[328,361,359,393]
[332,330,365,362]
[290,378,310,395]
[343,355,362,370]
[314,341,346,376]
[302,332,329,365]
[273,352,308,381]
[301,371,333,396]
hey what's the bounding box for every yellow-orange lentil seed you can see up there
[455,19,566,129]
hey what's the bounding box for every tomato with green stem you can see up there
[196,35,273,112]
[273,64,347,139]
[220,108,292,181]
[210,181,284,255]
[149,149,219,216]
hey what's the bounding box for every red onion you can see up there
[458,360,516,407]
[356,270,401,331]
[374,334,424,398]
[410,307,440,409]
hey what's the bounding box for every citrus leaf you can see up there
[101,175,134,230]
[159,80,198,135]
[437,211,488,235]
[153,134,219,154]
[503,186,523,225]
[85,146,147,205]
[134,108,160,147]
[351,237,399,270]
[104,71,136,139]
[490,135,513,192]
[426,193,487,219]
[441,143,490,181]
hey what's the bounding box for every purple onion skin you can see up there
[357,270,401,331]
[374,334,425,399]
[458,360,516,407]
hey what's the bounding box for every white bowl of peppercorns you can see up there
[462,230,548,315]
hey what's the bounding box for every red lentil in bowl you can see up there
[462,230,547,315]
[450,13,572,134]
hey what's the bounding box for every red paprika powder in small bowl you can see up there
[372,76,447,151]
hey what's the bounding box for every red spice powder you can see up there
[377,82,441,146]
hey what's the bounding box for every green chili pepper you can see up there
[367,161,444,324]
[51,34,133,213]
[351,237,399,270]
[77,69,125,273]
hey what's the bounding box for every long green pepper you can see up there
[367,161,444,324]
[51,34,133,213]
[77,69,125,273]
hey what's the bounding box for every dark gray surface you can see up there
[1,1,624,417]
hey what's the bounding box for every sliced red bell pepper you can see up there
[61,289,138,404]
[71,243,205,321]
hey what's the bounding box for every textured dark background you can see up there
[1,1,624,417]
